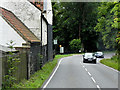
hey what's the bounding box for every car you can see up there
[94,52,104,58]
[83,53,96,63]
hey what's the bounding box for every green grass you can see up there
[103,50,115,54]
[12,54,74,88]
[100,55,119,71]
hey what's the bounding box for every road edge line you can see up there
[42,58,63,88]
[99,59,120,73]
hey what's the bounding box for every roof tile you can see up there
[29,0,44,11]
[0,7,40,43]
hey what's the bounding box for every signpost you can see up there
[60,47,64,54]
[54,39,57,55]
[54,40,57,45]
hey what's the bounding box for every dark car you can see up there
[95,52,104,58]
[83,53,96,63]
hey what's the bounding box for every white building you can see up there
[0,1,53,87]
[0,0,53,60]
[0,7,40,52]
[0,0,53,46]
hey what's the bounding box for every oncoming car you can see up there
[95,52,104,58]
[83,53,96,63]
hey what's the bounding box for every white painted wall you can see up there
[46,0,53,25]
[0,0,42,41]
[0,16,26,48]
[42,19,47,45]
[41,0,53,46]
[0,0,53,45]
[43,0,53,25]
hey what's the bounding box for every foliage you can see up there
[3,40,20,88]
[52,2,100,52]
[12,54,73,88]
[37,53,43,69]
[94,2,119,50]
[69,39,81,52]
[116,32,120,56]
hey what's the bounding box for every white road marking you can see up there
[43,56,102,89]
[91,77,96,83]
[100,62,120,73]
[85,69,101,90]
[42,58,63,89]
[97,85,101,90]
[82,61,101,90]
[85,68,87,71]
[88,72,91,76]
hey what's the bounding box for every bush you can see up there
[116,32,120,70]
[116,32,120,54]
[69,39,81,53]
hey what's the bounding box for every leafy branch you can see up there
[3,40,20,88]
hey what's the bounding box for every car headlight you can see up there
[84,57,87,59]
[93,57,96,59]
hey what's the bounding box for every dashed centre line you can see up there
[85,68,88,71]
[97,85,101,90]
[91,77,96,83]
[88,72,91,76]
[80,61,101,90]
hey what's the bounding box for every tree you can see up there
[52,2,100,52]
[94,2,119,50]
[69,39,81,53]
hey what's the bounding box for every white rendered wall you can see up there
[0,0,53,44]
[0,0,42,41]
[42,19,47,45]
[43,0,53,25]
[0,16,26,47]
[46,0,53,25]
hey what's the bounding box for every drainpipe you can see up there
[41,13,42,45]
[41,12,43,64]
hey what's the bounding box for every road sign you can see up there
[60,47,64,53]
[54,40,57,45]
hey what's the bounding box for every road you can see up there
[42,53,119,90]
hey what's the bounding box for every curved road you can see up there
[42,53,119,90]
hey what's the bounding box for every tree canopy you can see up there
[52,2,120,53]
[52,2,99,52]
[94,2,119,50]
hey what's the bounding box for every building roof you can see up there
[29,0,44,11]
[0,7,40,43]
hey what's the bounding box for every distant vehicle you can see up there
[83,53,96,63]
[95,52,104,58]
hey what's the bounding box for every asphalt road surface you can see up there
[42,53,119,90]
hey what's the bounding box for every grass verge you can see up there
[100,55,119,71]
[12,54,73,88]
